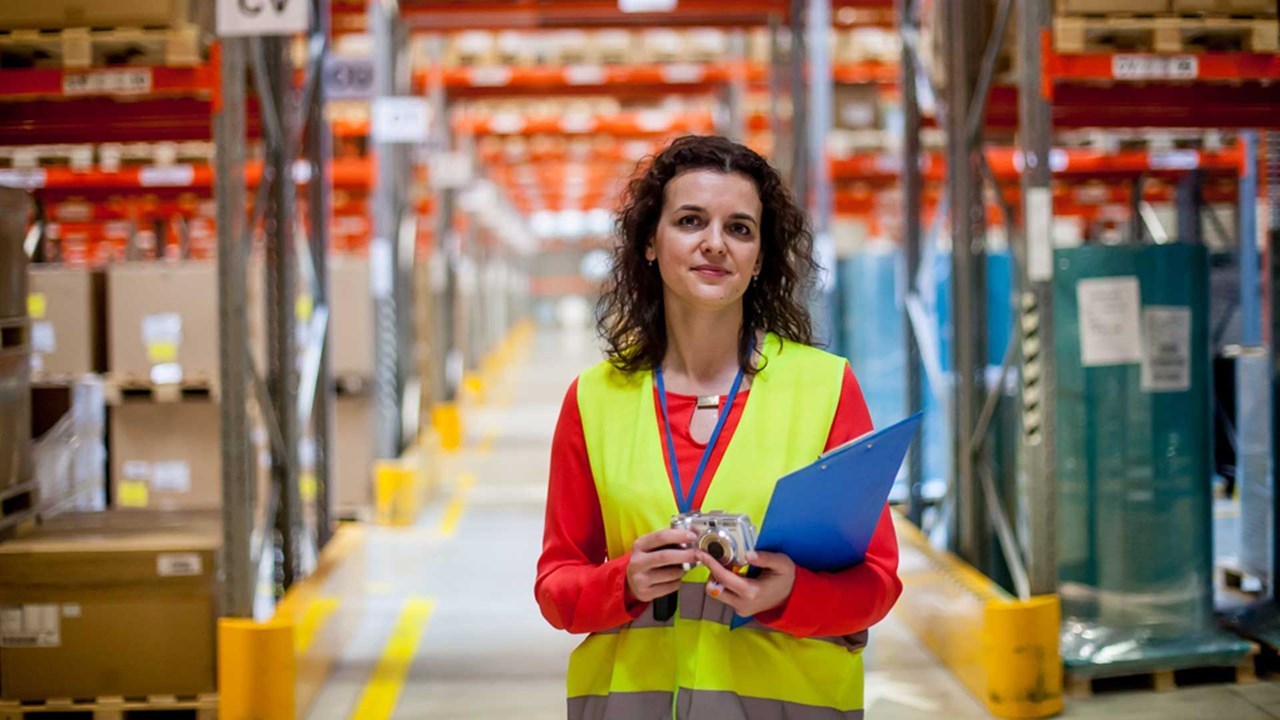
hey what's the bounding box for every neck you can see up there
[662,300,747,391]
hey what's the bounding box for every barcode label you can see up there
[63,69,153,96]
[0,605,61,648]
[157,553,203,577]
[1112,55,1198,80]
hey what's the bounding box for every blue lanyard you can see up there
[655,363,747,514]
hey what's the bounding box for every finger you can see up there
[645,548,698,569]
[698,552,753,596]
[643,565,689,585]
[746,551,788,571]
[646,579,685,599]
[634,528,698,553]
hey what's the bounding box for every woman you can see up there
[535,135,902,719]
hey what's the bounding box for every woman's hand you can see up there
[626,528,699,603]
[698,550,796,617]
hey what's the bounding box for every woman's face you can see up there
[646,169,763,314]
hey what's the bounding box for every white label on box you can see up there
[151,461,192,493]
[139,164,196,187]
[0,604,60,648]
[0,168,48,189]
[31,321,56,354]
[63,69,152,96]
[62,603,81,618]
[1077,276,1143,367]
[1141,306,1192,393]
[371,97,431,144]
[1112,54,1198,81]
[217,0,309,37]
[150,363,184,385]
[157,553,203,577]
[122,460,152,480]
[142,313,183,345]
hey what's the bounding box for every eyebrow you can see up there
[675,205,759,225]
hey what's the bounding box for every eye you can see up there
[678,215,702,228]
[729,223,753,236]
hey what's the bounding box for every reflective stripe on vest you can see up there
[569,690,867,720]
[572,334,863,717]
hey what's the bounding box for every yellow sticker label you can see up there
[27,293,46,320]
[300,472,317,503]
[296,295,314,322]
[119,480,149,508]
[147,342,178,364]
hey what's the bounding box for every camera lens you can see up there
[706,541,725,561]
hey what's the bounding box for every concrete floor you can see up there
[301,326,1280,719]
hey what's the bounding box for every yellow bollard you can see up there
[375,461,419,526]
[432,403,462,451]
[983,595,1064,718]
[218,618,296,720]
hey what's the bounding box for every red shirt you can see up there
[535,363,902,638]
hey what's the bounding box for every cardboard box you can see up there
[833,82,881,130]
[330,255,374,379]
[28,266,104,378]
[107,262,218,384]
[333,394,373,513]
[0,510,218,701]
[109,400,222,511]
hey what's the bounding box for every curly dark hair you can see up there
[597,135,819,376]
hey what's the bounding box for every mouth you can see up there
[692,265,731,278]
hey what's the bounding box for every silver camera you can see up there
[670,511,758,570]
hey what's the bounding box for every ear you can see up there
[645,241,656,263]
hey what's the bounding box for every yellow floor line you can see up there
[437,474,475,538]
[296,597,340,655]
[350,597,436,720]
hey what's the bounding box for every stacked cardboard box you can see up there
[0,510,219,701]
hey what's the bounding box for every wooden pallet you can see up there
[0,482,38,537]
[0,694,217,720]
[1065,645,1259,699]
[1058,0,1173,14]
[103,373,219,405]
[1054,14,1279,53]
[1172,0,1279,16]
[0,0,192,32]
[0,24,200,70]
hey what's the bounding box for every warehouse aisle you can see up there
[296,324,1280,720]
[295,324,990,719]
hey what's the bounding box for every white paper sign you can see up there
[217,0,309,37]
[142,313,183,345]
[1076,276,1143,367]
[1141,306,1192,392]
[1026,187,1053,282]
[370,237,393,299]
[151,461,192,493]
[620,0,678,11]
[371,97,431,144]
[63,69,152,96]
[0,604,60,648]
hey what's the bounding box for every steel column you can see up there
[1017,0,1058,596]
[899,0,926,526]
[726,30,747,142]
[806,0,836,348]
[261,35,303,589]
[370,0,402,460]
[1177,170,1205,244]
[788,0,808,204]
[307,0,335,548]
[944,0,990,567]
[1268,129,1280,596]
[216,37,255,619]
[1242,132,1262,346]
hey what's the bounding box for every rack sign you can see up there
[218,0,309,37]
[1111,55,1198,81]
[324,57,376,100]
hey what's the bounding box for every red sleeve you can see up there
[534,379,645,634]
[753,364,904,637]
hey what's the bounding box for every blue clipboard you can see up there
[731,412,923,629]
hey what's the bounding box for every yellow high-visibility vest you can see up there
[571,333,866,719]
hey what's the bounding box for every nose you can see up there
[700,223,728,255]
